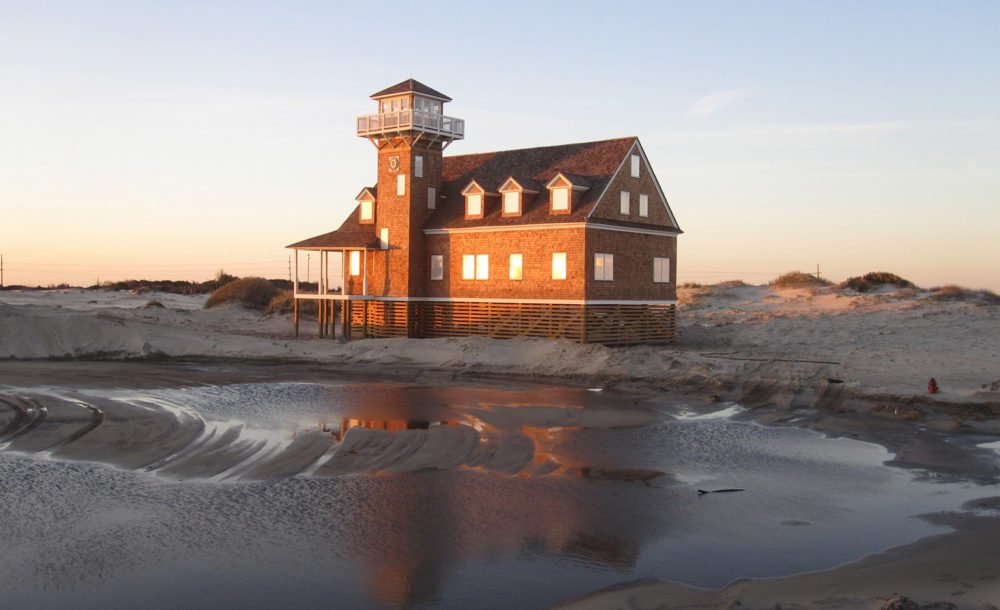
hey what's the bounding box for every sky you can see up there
[2,0,998,290]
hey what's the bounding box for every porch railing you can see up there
[356,110,465,140]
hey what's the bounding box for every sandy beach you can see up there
[2,284,999,609]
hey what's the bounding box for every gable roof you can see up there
[286,207,379,250]
[370,79,452,102]
[425,137,645,230]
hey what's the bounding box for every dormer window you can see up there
[545,173,587,215]
[461,181,486,219]
[355,187,376,224]
[498,176,536,217]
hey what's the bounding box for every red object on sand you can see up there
[928,378,939,394]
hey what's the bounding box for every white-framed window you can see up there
[475,254,489,280]
[654,257,671,283]
[467,193,482,217]
[462,254,475,280]
[360,200,373,221]
[427,186,436,209]
[414,155,423,178]
[349,251,360,276]
[639,194,649,218]
[620,191,630,215]
[397,174,406,196]
[509,254,523,280]
[430,254,443,280]
[594,253,614,281]
[379,228,388,250]
[631,154,640,178]
[552,252,567,280]
[503,191,520,214]
[552,188,569,211]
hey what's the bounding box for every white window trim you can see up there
[595,253,614,281]
[467,193,483,217]
[620,191,630,215]
[503,191,520,214]
[414,155,423,178]
[509,253,523,280]
[552,252,567,280]
[397,174,406,196]
[654,257,671,283]
[430,254,443,280]
[639,193,649,218]
[427,186,436,210]
[475,254,489,280]
[631,154,640,178]
[360,200,373,221]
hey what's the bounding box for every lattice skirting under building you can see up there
[344,300,676,345]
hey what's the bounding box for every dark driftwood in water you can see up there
[697,488,745,495]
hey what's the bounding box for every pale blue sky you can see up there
[2,1,998,289]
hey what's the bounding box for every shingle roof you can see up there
[426,137,638,230]
[370,79,452,102]
[286,208,379,249]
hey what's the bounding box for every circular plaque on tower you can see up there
[388,156,399,171]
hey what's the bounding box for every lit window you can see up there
[476,254,489,280]
[631,154,640,178]
[552,252,566,280]
[427,186,436,209]
[350,251,360,276]
[503,191,520,214]
[595,253,614,281]
[415,155,423,178]
[360,200,373,221]
[462,255,475,279]
[379,228,388,250]
[509,254,523,280]
[467,193,482,216]
[620,191,630,215]
[431,254,443,280]
[552,188,568,211]
[654,257,671,283]
[639,194,649,217]
[397,174,406,195]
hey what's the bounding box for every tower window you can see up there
[427,186,436,210]
[379,228,388,250]
[430,254,443,280]
[415,155,423,178]
[397,174,406,196]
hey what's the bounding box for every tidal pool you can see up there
[0,362,988,609]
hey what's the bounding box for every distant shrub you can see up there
[929,285,1000,305]
[840,272,914,293]
[769,271,831,289]
[680,282,703,289]
[205,277,281,311]
[713,280,749,289]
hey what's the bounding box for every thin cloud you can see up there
[686,90,744,118]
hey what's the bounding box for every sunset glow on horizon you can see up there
[2,2,998,291]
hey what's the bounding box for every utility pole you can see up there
[1,253,4,288]
[815,264,822,281]
[307,253,311,283]
[287,255,292,283]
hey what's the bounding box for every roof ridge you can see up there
[444,136,636,160]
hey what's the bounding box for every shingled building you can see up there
[288,79,681,344]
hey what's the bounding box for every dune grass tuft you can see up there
[205,277,282,311]
[840,272,914,292]
[263,290,321,318]
[929,285,1000,305]
[769,271,831,289]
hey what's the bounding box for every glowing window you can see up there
[467,194,482,217]
[430,254,443,280]
[509,254,523,280]
[360,200,373,221]
[397,174,406,196]
[552,252,566,280]
[349,251,360,276]
[475,254,489,280]
[552,188,568,211]
[595,253,614,281]
[503,191,520,214]
[462,255,475,279]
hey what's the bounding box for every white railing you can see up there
[356,109,465,139]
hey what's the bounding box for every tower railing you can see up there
[356,109,465,140]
